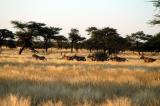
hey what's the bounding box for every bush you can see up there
[6,40,16,48]
[92,52,109,61]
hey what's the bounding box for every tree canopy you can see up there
[150,0,160,25]
[69,28,86,52]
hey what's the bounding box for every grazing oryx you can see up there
[32,54,47,61]
[143,57,156,63]
[73,55,86,61]
[62,54,74,60]
[62,54,86,61]
[110,56,127,62]
[140,54,156,63]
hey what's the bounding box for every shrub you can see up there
[6,40,16,48]
[92,52,109,61]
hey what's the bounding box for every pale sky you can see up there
[0,0,159,38]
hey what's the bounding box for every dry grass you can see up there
[0,48,160,106]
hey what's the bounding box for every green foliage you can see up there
[85,27,127,54]
[69,28,81,42]
[86,27,98,35]
[11,20,63,53]
[69,28,86,52]
[5,19,160,53]
[39,26,62,52]
[5,40,16,48]
[0,29,14,39]
[11,21,27,31]
[128,31,152,54]
[131,31,146,42]
[54,35,68,49]
[11,21,44,39]
[150,0,160,25]
[0,29,14,47]
[40,27,62,40]
[146,33,160,51]
[150,15,160,25]
[152,0,160,8]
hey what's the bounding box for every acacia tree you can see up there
[146,32,160,51]
[85,27,98,52]
[86,27,98,35]
[76,36,86,51]
[0,29,14,49]
[124,35,135,51]
[40,27,62,52]
[54,35,68,49]
[90,27,120,54]
[68,28,85,52]
[130,31,152,55]
[102,27,119,54]
[11,21,45,55]
[150,0,160,25]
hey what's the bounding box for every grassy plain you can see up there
[0,48,160,106]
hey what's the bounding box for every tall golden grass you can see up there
[0,48,160,106]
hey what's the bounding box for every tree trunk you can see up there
[19,45,38,55]
[19,45,26,55]
[71,42,73,53]
[60,41,63,49]
[57,41,59,49]
[75,43,78,52]
[57,41,63,50]
[103,47,106,53]
[108,48,112,56]
[136,41,141,55]
[44,39,48,52]
[19,40,38,55]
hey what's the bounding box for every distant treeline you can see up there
[1,31,160,53]
[0,21,160,55]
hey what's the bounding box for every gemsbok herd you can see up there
[32,54,47,61]
[32,53,158,63]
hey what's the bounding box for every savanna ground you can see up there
[0,48,160,106]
